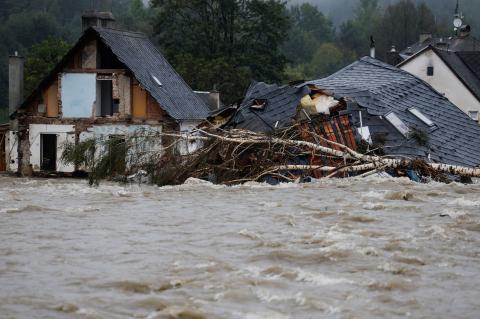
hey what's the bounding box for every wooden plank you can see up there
[132,84,147,118]
[46,81,59,118]
[63,69,127,74]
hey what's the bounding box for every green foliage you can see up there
[151,0,291,104]
[282,3,339,81]
[62,136,128,185]
[0,0,151,112]
[409,127,429,146]
[336,0,448,61]
[308,43,352,78]
[24,37,71,95]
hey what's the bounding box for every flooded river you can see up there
[0,176,480,319]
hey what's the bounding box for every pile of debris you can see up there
[62,126,480,186]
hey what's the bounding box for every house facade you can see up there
[398,46,480,124]
[5,12,209,176]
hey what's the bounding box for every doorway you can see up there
[41,134,57,171]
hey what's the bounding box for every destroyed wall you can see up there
[14,32,174,175]
[0,126,7,172]
[309,57,480,168]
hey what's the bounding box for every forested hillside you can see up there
[0,0,150,113]
[0,0,479,116]
[291,0,480,30]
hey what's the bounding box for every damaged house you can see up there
[227,57,480,171]
[6,12,209,176]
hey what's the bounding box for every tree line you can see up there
[0,0,471,113]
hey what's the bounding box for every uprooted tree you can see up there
[61,126,480,186]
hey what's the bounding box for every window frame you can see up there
[408,107,435,127]
[384,111,410,137]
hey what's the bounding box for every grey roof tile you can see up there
[93,27,209,120]
[308,57,480,168]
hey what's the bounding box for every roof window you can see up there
[385,112,410,137]
[408,107,434,126]
[151,74,162,86]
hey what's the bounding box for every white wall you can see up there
[400,49,480,124]
[178,120,203,155]
[28,124,75,172]
[79,124,163,170]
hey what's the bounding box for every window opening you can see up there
[427,66,434,76]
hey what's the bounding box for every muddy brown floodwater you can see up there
[0,176,480,319]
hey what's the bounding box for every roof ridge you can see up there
[92,26,147,38]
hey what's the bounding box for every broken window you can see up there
[427,66,434,76]
[408,107,434,126]
[97,74,118,117]
[251,99,267,110]
[385,112,410,137]
[61,73,96,118]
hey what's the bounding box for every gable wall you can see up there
[15,33,175,175]
[400,50,480,124]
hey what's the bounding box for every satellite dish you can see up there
[454,17,463,28]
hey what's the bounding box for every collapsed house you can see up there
[226,57,480,171]
[5,12,210,176]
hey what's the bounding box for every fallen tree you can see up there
[61,127,480,186]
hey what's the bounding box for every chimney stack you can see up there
[9,52,24,115]
[82,10,116,31]
[209,90,221,110]
[386,46,402,66]
[419,33,432,43]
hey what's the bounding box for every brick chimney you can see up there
[82,10,116,31]
[9,51,24,115]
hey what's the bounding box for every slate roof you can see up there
[400,34,480,59]
[308,57,480,168]
[93,27,209,120]
[229,82,309,133]
[457,51,480,79]
[435,49,480,101]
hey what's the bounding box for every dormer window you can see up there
[385,112,409,137]
[408,107,435,126]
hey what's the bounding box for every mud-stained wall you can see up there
[7,131,18,172]
[28,124,75,173]
[0,131,6,171]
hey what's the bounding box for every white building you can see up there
[398,46,480,124]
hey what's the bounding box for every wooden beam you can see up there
[63,69,127,74]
